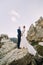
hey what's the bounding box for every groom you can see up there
[17,26,21,49]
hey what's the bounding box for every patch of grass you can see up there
[31,41,38,46]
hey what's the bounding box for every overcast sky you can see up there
[0,0,43,37]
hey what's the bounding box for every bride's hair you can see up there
[23,26,25,28]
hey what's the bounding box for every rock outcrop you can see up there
[0,34,32,65]
[26,17,43,65]
[0,48,32,65]
[0,34,9,48]
[27,17,43,42]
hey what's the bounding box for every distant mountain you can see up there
[10,37,18,43]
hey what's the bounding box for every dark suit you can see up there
[17,28,21,48]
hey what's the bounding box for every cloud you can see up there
[9,10,21,22]
[11,10,20,18]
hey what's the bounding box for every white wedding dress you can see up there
[20,29,37,56]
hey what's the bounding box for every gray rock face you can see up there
[27,17,43,42]
[27,24,36,41]
[0,34,32,65]
[0,41,16,59]
[26,17,43,65]
[0,48,32,65]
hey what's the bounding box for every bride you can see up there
[20,26,37,56]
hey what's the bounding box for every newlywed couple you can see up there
[17,26,37,56]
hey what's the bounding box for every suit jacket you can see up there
[17,29,21,38]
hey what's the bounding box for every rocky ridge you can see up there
[0,34,32,65]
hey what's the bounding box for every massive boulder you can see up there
[27,17,43,42]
